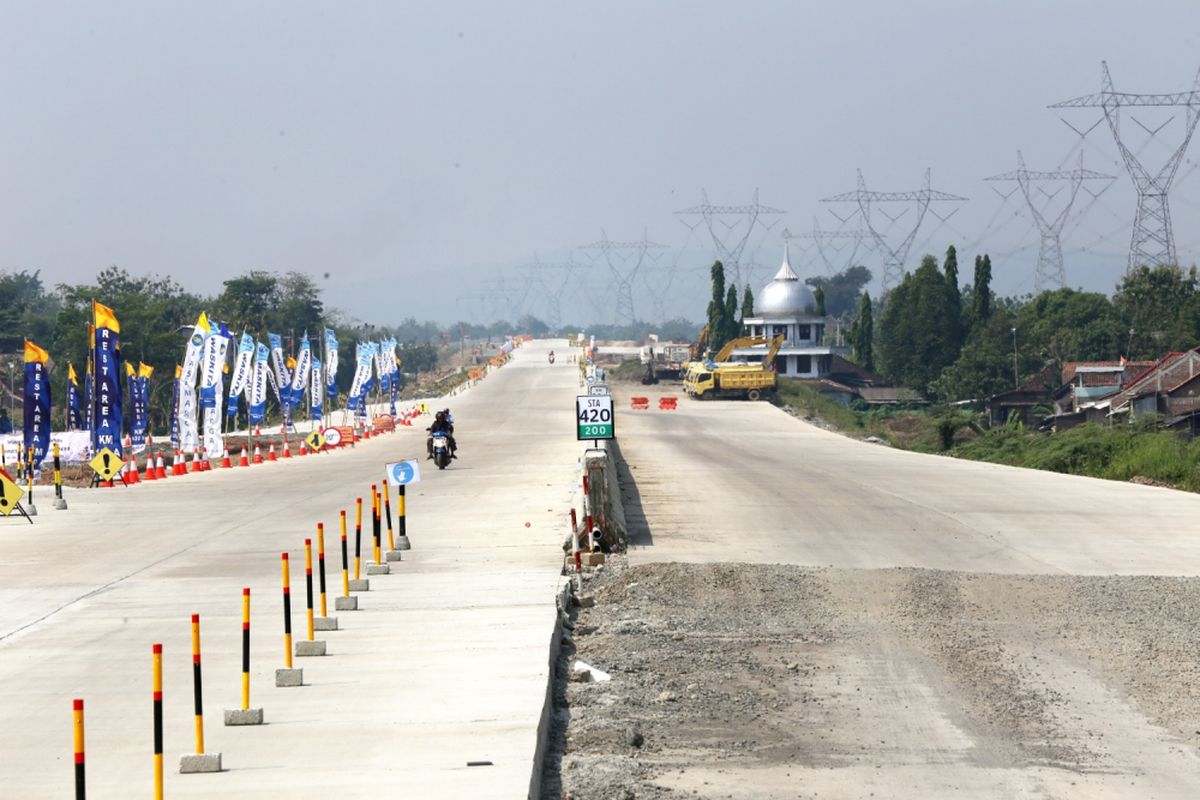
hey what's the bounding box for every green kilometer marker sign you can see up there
[576,395,615,441]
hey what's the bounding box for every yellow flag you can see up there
[93,301,120,333]
[125,362,136,378]
[175,364,183,379]
[139,363,155,379]
[195,312,210,334]
[68,362,78,384]
[24,340,49,364]
[286,356,297,370]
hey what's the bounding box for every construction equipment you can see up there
[682,335,784,401]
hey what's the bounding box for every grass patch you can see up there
[774,379,866,433]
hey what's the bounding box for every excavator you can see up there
[682,334,785,400]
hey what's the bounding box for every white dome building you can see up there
[732,243,843,379]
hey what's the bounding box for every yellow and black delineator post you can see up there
[180,615,221,771]
[192,614,205,753]
[241,590,250,707]
[334,510,358,611]
[372,485,381,565]
[153,643,164,800]
[304,540,315,640]
[317,524,328,618]
[281,554,293,667]
[294,540,327,656]
[73,698,85,800]
[340,511,349,596]
[353,497,363,580]
[25,446,37,516]
[383,479,396,552]
[53,442,67,510]
[394,483,411,550]
[224,588,263,725]
[275,553,303,686]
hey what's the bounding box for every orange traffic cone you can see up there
[155,453,167,479]
[267,444,277,462]
[282,442,292,459]
[143,454,156,481]
[298,440,308,456]
[220,449,232,468]
[238,448,250,467]
[189,449,201,473]
[126,457,141,484]
[253,445,264,464]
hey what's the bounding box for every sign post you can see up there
[576,395,615,445]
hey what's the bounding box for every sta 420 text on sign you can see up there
[576,395,614,441]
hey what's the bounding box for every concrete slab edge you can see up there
[527,576,574,800]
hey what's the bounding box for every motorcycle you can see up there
[548,351,556,364]
[431,432,452,470]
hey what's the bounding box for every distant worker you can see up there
[0,408,11,435]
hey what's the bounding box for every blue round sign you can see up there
[387,460,419,485]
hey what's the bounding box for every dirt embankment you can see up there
[543,559,1200,799]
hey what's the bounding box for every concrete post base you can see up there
[385,550,403,562]
[223,708,264,726]
[366,563,390,575]
[179,753,222,773]
[275,668,303,687]
[334,595,358,611]
[395,536,411,550]
[348,579,370,592]
[53,498,68,510]
[314,616,338,631]
[25,503,37,516]
[294,640,326,657]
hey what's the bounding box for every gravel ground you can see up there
[542,558,1200,799]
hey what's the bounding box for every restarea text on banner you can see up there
[2,432,93,468]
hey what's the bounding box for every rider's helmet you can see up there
[435,411,446,423]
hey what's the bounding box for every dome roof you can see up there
[756,243,815,316]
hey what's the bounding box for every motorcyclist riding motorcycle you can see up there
[548,350,555,364]
[427,410,457,459]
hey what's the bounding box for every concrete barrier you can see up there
[582,440,628,551]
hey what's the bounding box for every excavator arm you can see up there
[761,334,785,370]
[711,335,770,363]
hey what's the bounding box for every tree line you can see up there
[844,246,1200,402]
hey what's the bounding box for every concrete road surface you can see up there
[605,388,1200,799]
[0,341,577,799]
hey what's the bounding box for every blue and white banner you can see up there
[23,340,51,469]
[249,342,269,425]
[347,342,373,415]
[324,328,339,401]
[179,313,210,452]
[267,333,290,407]
[170,366,181,449]
[66,363,81,432]
[226,333,254,417]
[310,358,324,422]
[290,334,311,411]
[200,327,230,459]
[92,302,123,458]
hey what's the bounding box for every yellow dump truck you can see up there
[682,334,784,401]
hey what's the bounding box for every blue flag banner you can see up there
[249,342,269,425]
[67,363,81,432]
[325,328,339,402]
[23,340,51,469]
[92,302,123,458]
[170,366,181,449]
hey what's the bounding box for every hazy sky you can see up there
[4,2,1200,326]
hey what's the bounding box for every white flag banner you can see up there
[311,358,324,421]
[324,327,339,398]
[268,333,291,409]
[249,342,270,425]
[348,343,373,414]
[200,330,230,459]
[179,313,210,451]
[290,334,311,409]
[227,333,254,400]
